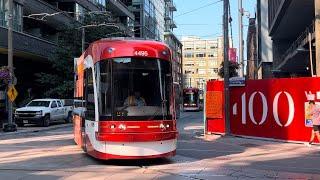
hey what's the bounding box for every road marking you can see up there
[184,125,203,130]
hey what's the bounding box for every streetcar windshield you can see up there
[97,58,172,120]
[183,91,198,105]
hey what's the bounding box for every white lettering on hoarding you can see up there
[248,92,268,125]
[237,91,295,127]
[273,92,295,127]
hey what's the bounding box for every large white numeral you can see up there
[239,91,295,127]
[273,92,295,127]
[241,93,246,124]
[248,92,268,125]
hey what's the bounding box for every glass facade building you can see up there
[0,0,23,32]
[131,0,165,41]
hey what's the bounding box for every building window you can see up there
[13,2,22,31]
[198,69,206,74]
[75,3,87,22]
[209,61,218,66]
[184,47,193,50]
[0,0,4,27]
[184,52,194,58]
[1,0,23,32]
[89,0,105,6]
[198,62,206,66]
[208,52,218,57]
[196,53,206,57]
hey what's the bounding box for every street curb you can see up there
[0,124,72,138]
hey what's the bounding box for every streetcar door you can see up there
[83,67,95,151]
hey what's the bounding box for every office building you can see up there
[181,36,224,91]
[254,0,317,78]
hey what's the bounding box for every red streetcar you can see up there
[183,88,201,111]
[73,38,178,160]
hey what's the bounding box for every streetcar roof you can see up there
[80,39,172,64]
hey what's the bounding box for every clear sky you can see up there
[173,0,257,58]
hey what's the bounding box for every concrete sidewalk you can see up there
[0,123,72,139]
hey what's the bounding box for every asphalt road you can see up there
[1,111,320,179]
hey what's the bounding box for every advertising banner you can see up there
[228,48,237,62]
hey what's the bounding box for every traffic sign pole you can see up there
[3,0,17,132]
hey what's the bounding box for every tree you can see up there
[218,61,240,78]
[35,13,124,98]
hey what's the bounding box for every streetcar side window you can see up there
[84,68,95,121]
[96,61,112,119]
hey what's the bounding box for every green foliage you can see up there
[218,61,240,78]
[35,13,122,98]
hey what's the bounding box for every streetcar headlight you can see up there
[166,124,170,128]
[160,123,165,129]
[118,124,126,130]
[110,124,116,129]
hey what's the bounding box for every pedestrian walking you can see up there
[306,100,320,147]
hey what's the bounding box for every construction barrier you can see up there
[206,77,320,143]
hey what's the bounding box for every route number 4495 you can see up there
[134,51,149,56]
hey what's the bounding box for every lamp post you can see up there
[223,0,230,135]
[3,0,17,132]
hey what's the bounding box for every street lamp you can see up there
[3,0,17,132]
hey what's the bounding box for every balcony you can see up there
[0,27,56,60]
[170,20,177,28]
[168,1,177,11]
[275,21,315,73]
[268,0,314,39]
[106,0,135,20]
[23,0,75,30]
[164,13,172,20]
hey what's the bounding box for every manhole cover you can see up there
[239,143,259,148]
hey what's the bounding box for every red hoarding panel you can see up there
[206,80,225,134]
[230,77,320,142]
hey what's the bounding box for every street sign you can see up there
[229,77,246,87]
[7,85,18,102]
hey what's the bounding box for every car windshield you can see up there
[96,58,172,120]
[27,101,50,107]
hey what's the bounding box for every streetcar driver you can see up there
[123,91,146,106]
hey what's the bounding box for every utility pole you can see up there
[238,0,244,77]
[82,28,85,52]
[223,0,230,135]
[315,0,320,76]
[4,0,17,132]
